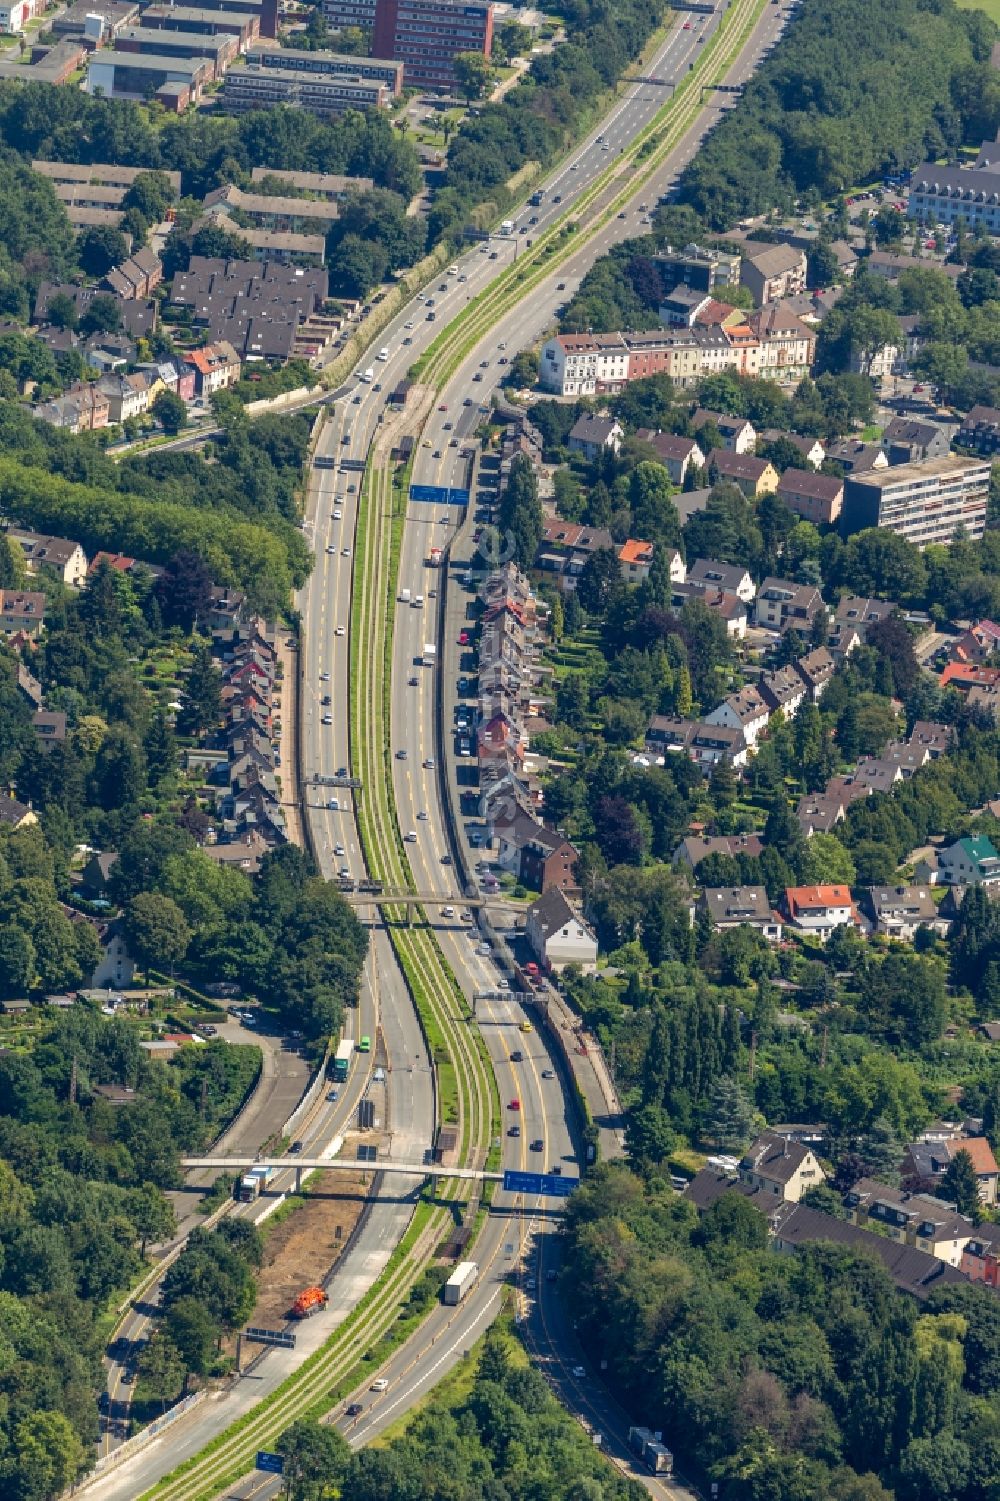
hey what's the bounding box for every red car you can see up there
[509,1098,520,1111]
[458,631,469,645]
[438,403,447,412]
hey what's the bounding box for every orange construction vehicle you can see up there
[290,1286,329,1319]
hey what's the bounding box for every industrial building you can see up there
[139,3,259,43]
[85,48,213,107]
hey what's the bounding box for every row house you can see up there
[35,383,111,434]
[704,685,770,749]
[844,1179,974,1267]
[183,339,241,395]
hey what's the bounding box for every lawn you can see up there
[955,0,1000,21]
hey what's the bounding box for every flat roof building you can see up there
[114,23,238,76]
[842,453,989,547]
[140,3,259,42]
[85,48,213,104]
[244,41,402,91]
[221,63,389,114]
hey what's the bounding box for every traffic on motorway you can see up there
[88,2,793,1494]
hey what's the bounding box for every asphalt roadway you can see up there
[95,2,793,1491]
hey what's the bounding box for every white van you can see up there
[413,594,424,608]
[378,347,390,361]
[399,588,411,604]
[361,367,374,383]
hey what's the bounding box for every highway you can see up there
[91,1,794,1493]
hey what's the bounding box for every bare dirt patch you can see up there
[228,1175,371,1343]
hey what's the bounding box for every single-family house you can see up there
[567,413,623,461]
[704,685,770,748]
[937,835,1000,886]
[8,530,88,587]
[618,538,655,583]
[784,883,856,939]
[776,467,845,525]
[0,793,36,830]
[796,793,846,837]
[0,590,45,638]
[687,557,756,603]
[686,721,750,769]
[794,646,836,702]
[702,886,782,940]
[525,888,598,972]
[759,665,806,720]
[738,1129,826,1201]
[673,832,764,870]
[706,449,780,499]
[867,885,949,942]
[691,409,756,453]
[754,577,824,633]
[634,428,705,485]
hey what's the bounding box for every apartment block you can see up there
[372,0,493,90]
[842,454,989,547]
[909,159,1000,234]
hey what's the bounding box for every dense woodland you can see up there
[562,1166,1000,1501]
[0,1001,259,1500]
[0,397,312,614]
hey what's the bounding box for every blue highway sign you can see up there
[256,1451,284,1474]
[503,1169,579,1199]
[410,484,470,506]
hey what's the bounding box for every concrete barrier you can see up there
[67,1393,209,1496]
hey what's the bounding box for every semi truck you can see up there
[291,1286,329,1318]
[499,218,514,235]
[443,1261,478,1305]
[332,1039,355,1083]
[628,1427,674,1475]
[237,1165,274,1203]
[422,642,437,666]
[428,546,443,567]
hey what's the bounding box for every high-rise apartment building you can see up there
[324,0,491,89]
[842,454,989,547]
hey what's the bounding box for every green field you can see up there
[955,0,1000,22]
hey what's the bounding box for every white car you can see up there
[370,1379,389,1393]
[326,544,336,554]
[404,831,417,843]
[333,508,343,520]
[327,797,340,810]
[342,547,352,556]
[417,810,428,821]
[335,844,345,856]
[443,905,455,918]
[319,672,330,681]
[321,714,333,725]
[423,757,436,770]
[335,626,346,637]
[497,979,510,991]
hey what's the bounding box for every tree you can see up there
[152,389,187,435]
[278,1418,352,1501]
[178,640,222,735]
[78,224,128,277]
[125,892,191,979]
[128,1183,177,1257]
[0,926,35,999]
[937,1148,981,1220]
[163,1295,217,1378]
[11,1410,83,1501]
[44,292,78,332]
[625,1103,676,1168]
[577,546,622,616]
[497,453,542,569]
[79,293,122,337]
[137,1332,186,1412]
[453,50,492,101]
[156,551,214,632]
[703,1074,755,1151]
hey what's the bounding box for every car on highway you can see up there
[511,1049,523,1062]
[477,943,491,956]
[441,853,452,865]
[409,675,419,685]
[405,831,417,842]
[322,714,333,726]
[509,1124,521,1137]
[530,1138,543,1152]
[340,865,351,879]
[342,546,352,556]
[319,671,330,681]
[460,911,473,923]
[335,626,346,636]
[335,844,345,856]
[370,1379,389,1393]
[321,694,332,705]
[443,905,455,917]
[497,979,510,990]
[542,1069,555,1080]
[438,403,447,411]
[423,757,436,769]
[333,508,343,520]
[346,1402,363,1416]
[417,810,428,820]
[326,544,336,554]
[397,748,408,759]
[509,1097,520,1110]
[572,1366,586,1378]
[458,631,469,645]
[520,1019,532,1032]
[290,1139,304,1153]
[327,797,340,809]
